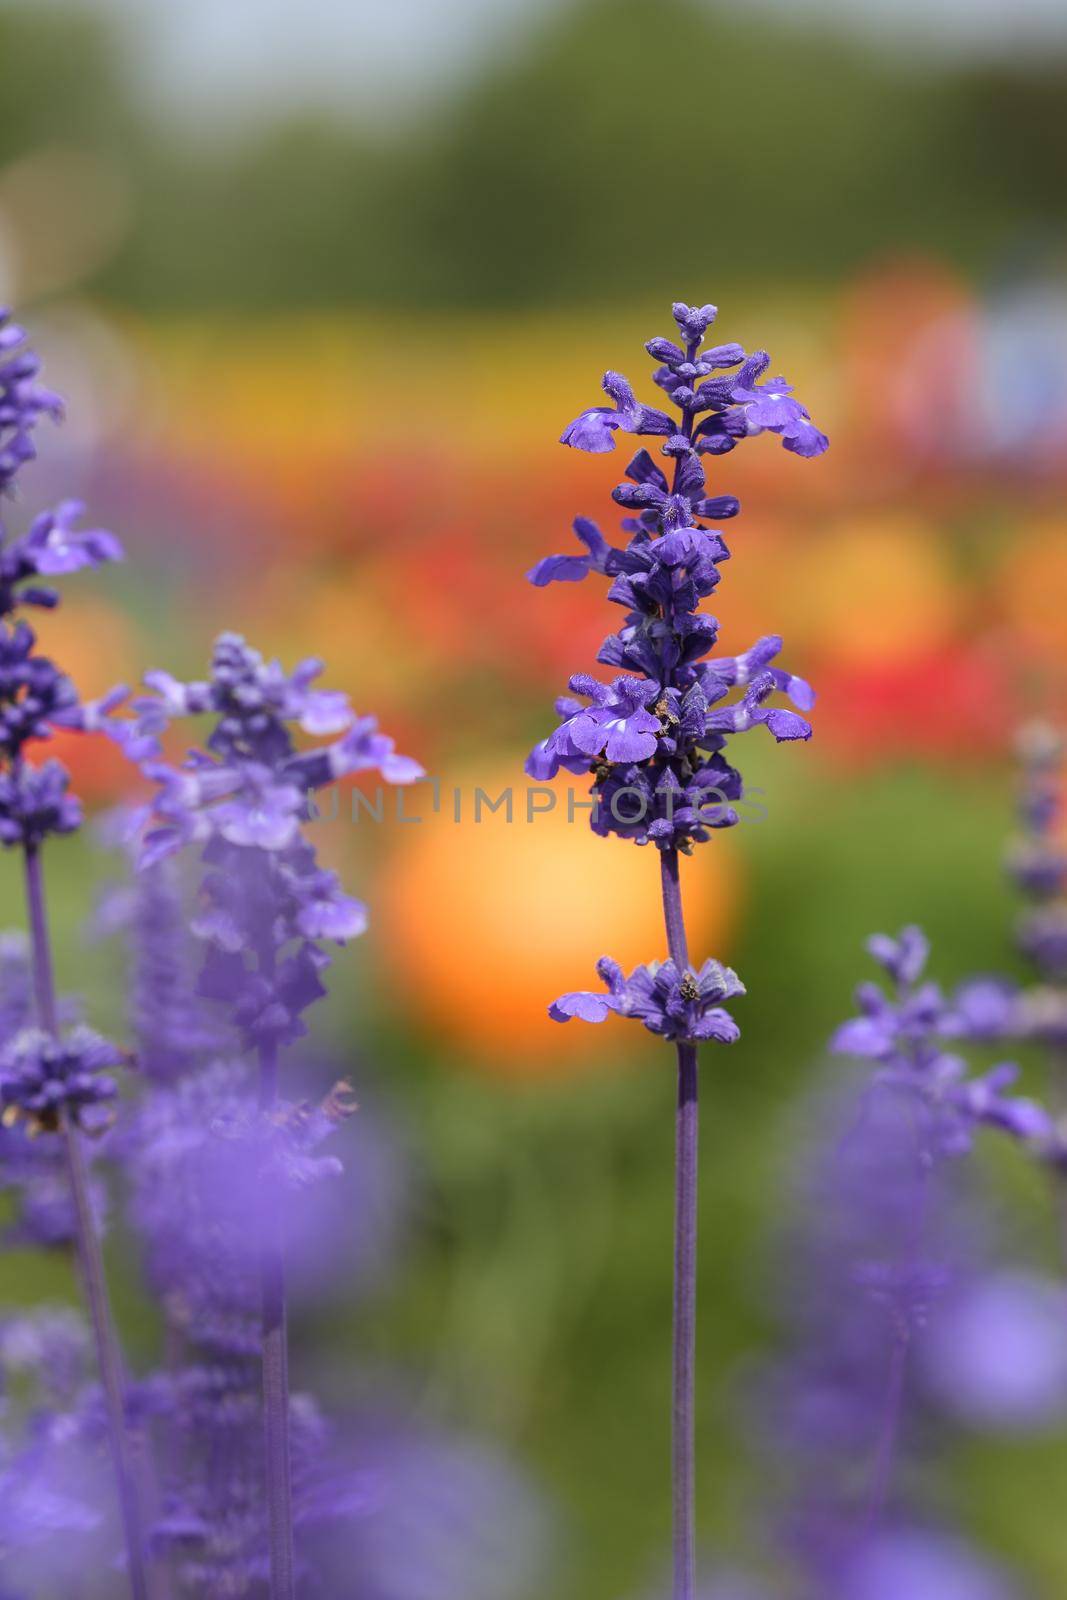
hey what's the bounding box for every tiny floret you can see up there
[550,955,745,1045]
[0,1026,122,1134]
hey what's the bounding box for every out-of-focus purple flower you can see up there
[0,1303,110,1591]
[843,1529,1023,1600]
[629,1574,773,1600]
[0,1026,122,1134]
[0,310,62,496]
[135,633,421,860]
[947,1062,1054,1146]
[948,976,1022,1041]
[867,925,931,989]
[1007,723,1067,986]
[131,634,421,1051]
[747,1055,1039,1600]
[921,1271,1067,1429]
[312,1421,550,1600]
[0,1308,90,1401]
[551,954,744,1044]
[100,853,228,1081]
[0,934,97,1246]
[0,622,78,756]
[1018,904,1067,984]
[0,332,128,856]
[0,759,82,848]
[0,501,123,615]
[832,927,1055,1160]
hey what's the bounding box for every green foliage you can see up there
[0,0,1064,310]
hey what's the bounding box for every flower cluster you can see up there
[550,955,744,1044]
[739,1060,1053,1600]
[0,935,94,1247]
[0,1026,123,1135]
[831,926,1055,1160]
[1007,724,1067,1056]
[0,310,62,495]
[0,304,558,1600]
[527,302,821,850]
[0,342,125,852]
[132,633,423,1048]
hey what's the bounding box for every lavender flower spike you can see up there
[0,311,152,1597]
[528,298,827,1600]
[133,632,421,1600]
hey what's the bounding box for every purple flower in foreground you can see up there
[529,301,827,1598]
[535,673,662,770]
[525,515,614,587]
[532,300,823,853]
[560,370,674,453]
[551,955,744,1044]
[728,351,829,458]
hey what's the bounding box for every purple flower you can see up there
[698,634,815,712]
[671,301,720,344]
[922,1271,1067,1430]
[947,976,1021,1041]
[948,1062,1055,1145]
[0,622,78,757]
[0,1026,122,1135]
[560,370,674,454]
[529,301,827,1600]
[1017,904,1067,983]
[0,311,62,496]
[533,673,662,772]
[844,1530,1022,1600]
[0,760,82,849]
[136,635,423,869]
[729,351,830,458]
[525,516,615,587]
[550,954,744,1044]
[0,500,123,615]
[703,671,813,743]
[529,302,822,851]
[832,927,1056,1161]
[867,925,931,989]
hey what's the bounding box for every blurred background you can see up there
[1,0,1067,1594]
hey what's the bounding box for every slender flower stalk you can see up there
[256,940,295,1598]
[661,850,697,1592]
[527,299,828,1597]
[22,845,150,1600]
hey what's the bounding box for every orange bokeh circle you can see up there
[376,763,741,1076]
